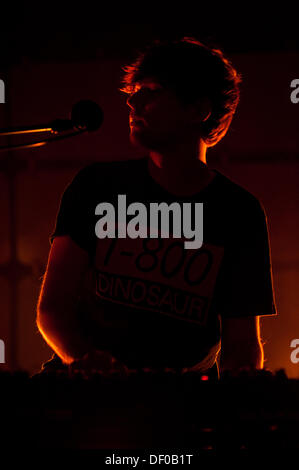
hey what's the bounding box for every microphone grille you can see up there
[71,100,104,132]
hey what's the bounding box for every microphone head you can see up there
[71,100,104,132]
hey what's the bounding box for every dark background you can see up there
[0,5,298,376]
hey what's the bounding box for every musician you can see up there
[36,37,277,379]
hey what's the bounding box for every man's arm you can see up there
[36,235,95,364]
[219,316,264,375]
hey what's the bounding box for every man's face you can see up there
[126,77,201,151]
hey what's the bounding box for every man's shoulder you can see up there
[212,170,264,213]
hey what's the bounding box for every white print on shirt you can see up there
[95,194,203,249]
[94,234,224,326]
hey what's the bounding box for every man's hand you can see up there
[69,350,130,377]
[219,316,264,376]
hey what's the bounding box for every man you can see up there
[36,37,277,378]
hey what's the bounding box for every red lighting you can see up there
[201,375,209,381]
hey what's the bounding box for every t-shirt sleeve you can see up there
[49,165,97,259]
[211,198,277,318]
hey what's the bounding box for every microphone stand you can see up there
[0,121,87,152]
[0,124,54,136]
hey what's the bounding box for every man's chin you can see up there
[129,131,162,151]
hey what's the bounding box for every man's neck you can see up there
[147,139,215,196]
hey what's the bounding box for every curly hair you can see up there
[121,37,242,147]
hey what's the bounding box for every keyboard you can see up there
[0,368,297,450]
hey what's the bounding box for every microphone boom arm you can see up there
[0,128,86,153]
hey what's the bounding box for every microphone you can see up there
[0,100,104,137]
[0,100,104,151]
[50,100,104,133]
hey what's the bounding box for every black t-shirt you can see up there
[50,157,277,370]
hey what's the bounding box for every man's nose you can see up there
[126,93,137,110]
